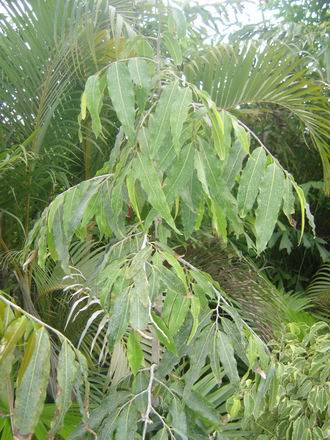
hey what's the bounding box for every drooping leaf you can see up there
[127,332,144,376]
[83,74,105,138]
[107,62,135,142]
[163,31,183,65]
[126,174,142,222]
[148,81,179,156]
[116,405,139,440]
[128,58,152,89]
[163,291,189,336]
[222,139,247,190]
[129,270,149,331]
[183,390,219,426]
[108,291,130,347]
[194,149,210,197]
[0,316,28,363]
[237,147,267,217]
[187,296,201,344]
[210,199,227,243]
[231,117,250,153]
[50,340,78,435]
[170,399,188,439]
[14,327,50,437]
[210,331,223,384]
[170,87,192,154]
[282,177,296,223]
[255,163,285,253]
[218,331,240,385]
[164,143,195,204]
[151,313,177,354]
[168,7,187,38]
[184,326,213,392]
[208,105,226,160]
[135,152,179,233]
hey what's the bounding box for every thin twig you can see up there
[142,363,156,440]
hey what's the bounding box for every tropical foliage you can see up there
[0,0,329,439]
[241,321,330,439]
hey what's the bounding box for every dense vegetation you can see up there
[0,1,329,439]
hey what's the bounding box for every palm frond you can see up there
[306,260,330,317]
[185,238,315,338]
[185,44,330,190]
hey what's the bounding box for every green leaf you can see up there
[157,265,186,294]
[168,7,187,38]
[128,58,152,89]
[170,87,192,154]
[208,105,226,160]
[127,332,144,376]
[83,74,105,138]
[14,327,50,437]
[187,296,201,344]
[159,246,187,289]
[148,81,178,156]
[107,62,135,142]
[151,312,177,354]
[135,152,179,233]
[282,177,296,223]
[0,316,28,363]
[163,291,189,336]
[126,174,142,222]
[291,182,306,243]
[170,399,188,439]
[153,427,168,439]
[211,199,227,243]
[108,291,130,347]
[222,139,247,190]
[129,272,149,330]
[255,163,285,253]
[184,325,213,392]
[226,395,241,418]
[232,118,250,153]
[210,331,223,384]
[292,416,310,440]
[50,340,78,435]
[163,32,182,65]
[195,149,210,197]
[116,405,139,440]
[218,331,239,384]
[183,390,219,426]
[164,143,195,204]
[237,147,267,217]
[63,179,100,241]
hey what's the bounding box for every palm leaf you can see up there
[185,44,330,191]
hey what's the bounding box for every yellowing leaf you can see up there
[80,92,87,120]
